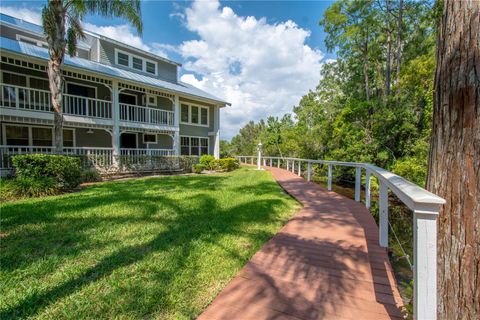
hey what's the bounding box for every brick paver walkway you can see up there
[198,166,404,320]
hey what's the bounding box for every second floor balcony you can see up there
[0,83,176,128]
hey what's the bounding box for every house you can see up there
[0,13,229,171]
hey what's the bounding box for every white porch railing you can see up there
[236,155,445,320]
[120,103,175,126]
[63,94,112,119]
[120,148,174,157]
[0,84,113,119]
[0,145,114,169]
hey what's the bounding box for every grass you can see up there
[0,167,300,319]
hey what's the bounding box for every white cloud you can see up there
[179,0,325,139]
[0,6,42,24]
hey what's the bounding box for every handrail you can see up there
[236,155,445,320]
[119,102,175,126]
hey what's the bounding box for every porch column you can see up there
[112,80,120,165]
[173,95,180,156]
[213,105,220,159]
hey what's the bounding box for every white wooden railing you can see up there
[0,145,114,169]
[237,155,445,320]
[120,103,175,126]
[120,148,174,157]
[1,84,113,119]
[63,94,112,119]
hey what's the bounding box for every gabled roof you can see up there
[0,36,229,106]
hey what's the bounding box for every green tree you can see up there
[42,0,142,152]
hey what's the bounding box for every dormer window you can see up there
[117,51,129,66]
[16,35,48,48]
[114,48,158,76]
[146,61,156,74]
[132,57,143,70]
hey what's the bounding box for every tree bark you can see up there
[363,32,370,103]
[46,0,66,153]
[395,0,403,95]
[427,0,479,319]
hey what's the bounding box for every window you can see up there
[3,72,27,86]
[30,78,49,91]
[3,125,75,147]
[146,61,156,74]
[117,51,129,66]
[180,136,209,156]
[143,134,157,144]
[181,104,189,122]
[180,104,209,126]
[32,127,52,146]
[115,49,157,75]
[181,136,190,155]
[132,56,143,70]
[201,108,208,125]
[200,138,208,155]
[191,106,199,124]
[63,129,74,147]
[5,125,28,145]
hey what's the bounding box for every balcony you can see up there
[0,84,176,128]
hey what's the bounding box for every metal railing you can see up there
[237,155,445,320]
[120,103,175,126]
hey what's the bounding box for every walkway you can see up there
[198,166,404,320]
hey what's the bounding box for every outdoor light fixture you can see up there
[87,129,94,134]
[257,142,263,170]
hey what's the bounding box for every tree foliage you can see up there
[229,0,436,187]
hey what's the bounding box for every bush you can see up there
[199,155,217,170]
[1,176,59,200]
[12,154,81,189]
[192,164,205,174]
[81,168,102,183]
[216,158,240,172]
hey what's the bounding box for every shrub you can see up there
[12,154,81,189]
[199,155,217,170]
[216,158,240,172]
[192,164,205,174]
[81,168,102,183]
[1,176,59,200]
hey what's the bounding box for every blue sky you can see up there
[0,0,335,139]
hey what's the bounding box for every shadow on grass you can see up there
[1,170,296,318]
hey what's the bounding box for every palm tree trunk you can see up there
[427,0,479,318]
[46,0,66,153]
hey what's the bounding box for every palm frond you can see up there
[84,0,143,35]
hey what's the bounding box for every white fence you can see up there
[237,155,445,320]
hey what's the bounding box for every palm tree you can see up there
[42,0,142,152]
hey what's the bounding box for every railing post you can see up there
[277,159,280,168]
[365,169,371,209]
[307,161,311,182]
[327,163,332,191]
[270,158,272,167]
[355,166,361,202]
[413,208,438,320]
[251,157,253,165]
[286,160,289,171]
[291,160,295,173]
[263,158,266,166]
[379,180,388,248]
[15,87,19,108]
[298,161,301,176]
[257,148,262,170]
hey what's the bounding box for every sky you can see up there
[0,0,335,140]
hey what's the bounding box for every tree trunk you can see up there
[363,32,370,103]
[46,0,66,153]
[427,0,479,319]
[395,0,403,95]
[385,0,392,97]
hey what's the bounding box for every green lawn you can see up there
[0,167,299,319]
